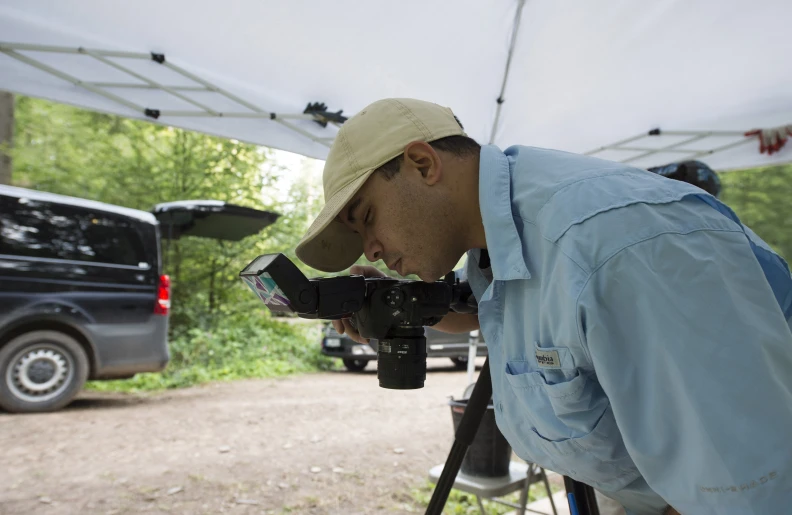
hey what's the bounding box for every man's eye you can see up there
[364,208,372,225]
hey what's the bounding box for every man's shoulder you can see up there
[504,144,639,187]
[503,145,697,227]
[501,145,738,271]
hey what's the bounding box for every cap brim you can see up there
[295,171,374,272]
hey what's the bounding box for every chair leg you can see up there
[476,495,487,514]
[519,465,534,515]
[540,469,558,515]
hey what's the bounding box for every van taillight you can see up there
[154,275,171,315]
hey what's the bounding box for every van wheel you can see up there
[0,331,89,413]
[343,359,368,372]
[450,356,469,369]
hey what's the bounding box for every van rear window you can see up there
[0,196,148,267]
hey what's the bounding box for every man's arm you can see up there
[578,229,792,514]
[331,265,480,341]
[433,312,480,333]
[432,265,480,333]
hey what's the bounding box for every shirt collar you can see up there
[477,145,531,281]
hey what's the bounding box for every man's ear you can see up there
[403,141,442,185]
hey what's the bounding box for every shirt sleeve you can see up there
[577,228,792,514]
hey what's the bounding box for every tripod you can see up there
[425,358,600,515]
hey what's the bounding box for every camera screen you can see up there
[242,273,292,310]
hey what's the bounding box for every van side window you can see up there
[0,195,146,267]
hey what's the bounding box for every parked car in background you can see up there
[321,323,487,371]
[0,186,278,413]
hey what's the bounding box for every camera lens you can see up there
[376,327,426,389]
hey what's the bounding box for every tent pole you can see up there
[621,134,710,164]
[0,48,145,114]
[489,0,526,144]
[83,49,220,115]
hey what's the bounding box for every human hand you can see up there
[331,265,387,344]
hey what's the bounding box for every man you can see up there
[295,98,792,514]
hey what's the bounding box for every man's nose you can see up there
[363,235,383,262]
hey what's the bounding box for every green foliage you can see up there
[88,313,336,392]
[719,164,792,260]
[403,479,560,514]
[13,97,273,209]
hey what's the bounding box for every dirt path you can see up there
[0,358,505,515]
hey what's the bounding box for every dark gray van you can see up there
[0,186,278,413]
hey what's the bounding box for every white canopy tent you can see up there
[1,0,791,171]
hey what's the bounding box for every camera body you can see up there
[240,253,476,389]
[352,277,453,389]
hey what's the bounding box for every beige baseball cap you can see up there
[295,98,466,272]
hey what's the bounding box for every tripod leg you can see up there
[564,476,600,515]
[584,483,600,515]
[425,358,492,515]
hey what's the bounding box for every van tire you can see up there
[450,356,468,369]
[343,359,368,372]
[0,331,89,413]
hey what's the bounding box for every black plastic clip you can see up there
[144,108,161,119]
[151,53,166,64]
[304,102,348,128]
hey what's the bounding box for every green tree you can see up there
[719,164,792,260]
[0,91,12,184]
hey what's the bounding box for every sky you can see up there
[266,148,324,203]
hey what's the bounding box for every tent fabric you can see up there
[1,0,791,171]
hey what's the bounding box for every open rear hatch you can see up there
[152,200,279,241]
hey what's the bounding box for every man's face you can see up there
[337,149,465,282]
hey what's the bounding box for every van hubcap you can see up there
[7,345,74,403]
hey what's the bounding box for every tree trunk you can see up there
[0,91,13,185]
[208,257,217,314]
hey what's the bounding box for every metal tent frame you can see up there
[585,128,758,168]
[0,42,343,147]
[1,41,766,170]
[0,3,530,152]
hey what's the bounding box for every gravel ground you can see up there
[0,358,528,515]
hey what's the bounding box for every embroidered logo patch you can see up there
[535,349,561,368]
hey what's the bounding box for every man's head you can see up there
[295,98,483,281]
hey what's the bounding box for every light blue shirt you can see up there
[465,145,792,515]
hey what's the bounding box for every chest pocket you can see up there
[498,342,641,492]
